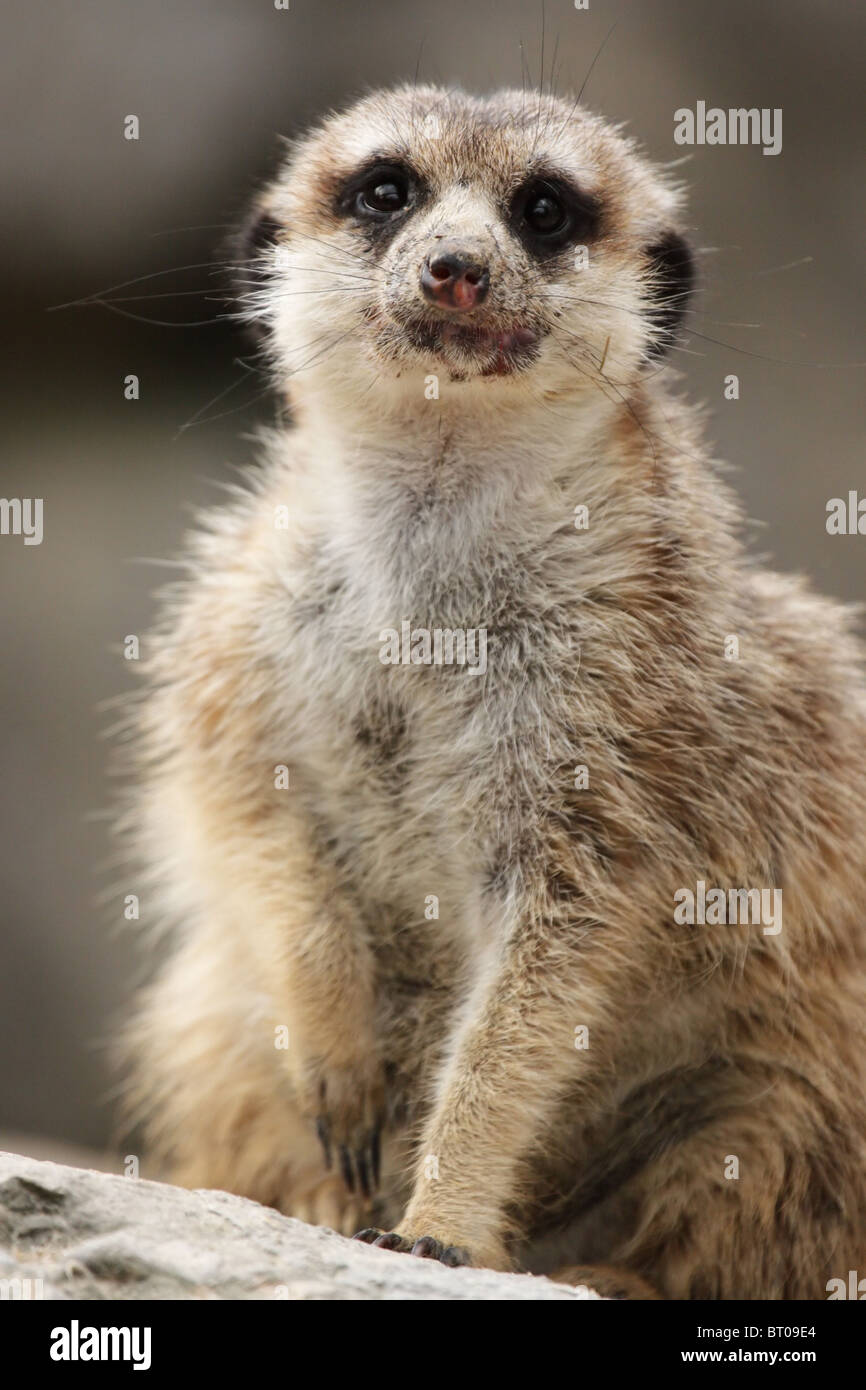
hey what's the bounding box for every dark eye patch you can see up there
[335,159,425,245]
[510,175,601,257]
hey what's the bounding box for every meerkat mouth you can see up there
[402,315,542,376]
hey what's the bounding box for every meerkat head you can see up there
[235,86,693,417]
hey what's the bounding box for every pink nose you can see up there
[420,249,490,311]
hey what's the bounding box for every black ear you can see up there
[237,208,284,262]
[644,231,694,359]
[226,207,285,342]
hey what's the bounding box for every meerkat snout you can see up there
[420,246,490,310]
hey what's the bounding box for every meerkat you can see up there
[121,85,866,1300]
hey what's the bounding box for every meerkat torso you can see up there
[126,86,866,1298]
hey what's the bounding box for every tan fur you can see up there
[120,87,866,1299]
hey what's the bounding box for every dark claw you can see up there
[410,1236,444,1260]
[374,1231,413,1251]
[339,1144,355,1193]
[351,1227,469,1264]
[352,1227,382,1244]
[316,1116,332,1169]
[408,1235,472,1266]
[350,1234,411,1256]
[355,1150,371,1199]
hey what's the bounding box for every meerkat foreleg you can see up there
[356,854,631,1268]
[154,745,386,1195]
[236,815,386,1193]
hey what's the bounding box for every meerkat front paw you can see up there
[293,1050,385,1197]
[353,1228,472,1266]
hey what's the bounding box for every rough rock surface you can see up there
[0,1152,601,1300]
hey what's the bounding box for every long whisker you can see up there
[173,359,261,439]
[576,20,618,106]
[70,299,224,329]
[550,324,710,468]
[542,288,762,330]
[149,224,238,238]
[174,382,278,433]
[540,287,865,368]
[46,263,231,312]
[287,228,388,278]
[92,289,227,303]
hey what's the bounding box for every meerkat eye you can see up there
[525,189,568,236]
[353,166,411,219]
[512,176,600,255]
[358,179,406,215]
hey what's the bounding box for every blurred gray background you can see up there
[1,0,863,1162]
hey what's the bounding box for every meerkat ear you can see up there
[239,208,284,262]
[644,231,695,359]
[227,206,286,343]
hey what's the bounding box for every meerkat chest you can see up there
[273,517,582,905]
[283,590,497,851]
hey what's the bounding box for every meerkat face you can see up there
[236,86,693,410]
